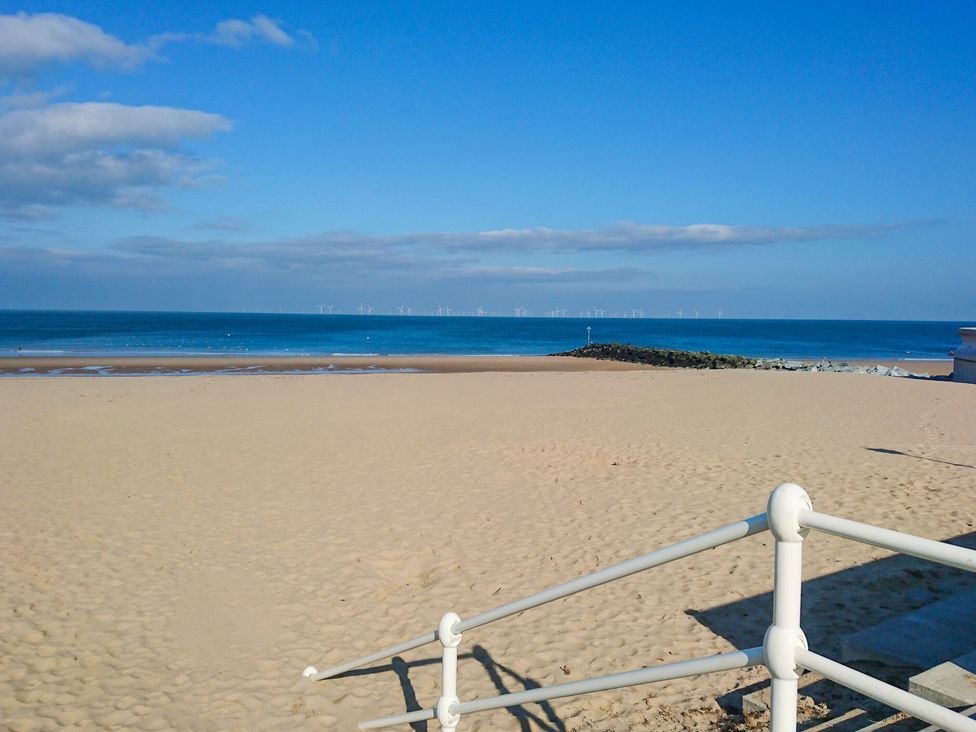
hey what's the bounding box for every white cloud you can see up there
[109,220,913,264]
[211,15,296,48]
[0,12,311,216]
[0,12,313,78]
[408,221,912,253]
[0,102,231,157]
[0,12,151,76]
[0,102,231,218]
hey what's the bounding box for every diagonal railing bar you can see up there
[359,707,435,730]
[795,648,976,732]
[453,646,764,716]
[799,510,976,572]
[359,647,765,730]
[305,632,437,682]
[306,512,769,681]
[456,513,769,634]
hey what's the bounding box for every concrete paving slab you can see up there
[840,587,976,669]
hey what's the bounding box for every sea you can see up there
[0,310,966,361]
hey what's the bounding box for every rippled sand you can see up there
[1,369,973,730]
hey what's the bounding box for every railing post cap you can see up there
[438,612,463,648]
[767,483,812,543]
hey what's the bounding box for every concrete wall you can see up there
[954,327,976,384]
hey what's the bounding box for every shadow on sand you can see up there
[689,530,976,730]
[334,646,566,731]
[866,447,976,470]
[333,530,975,730]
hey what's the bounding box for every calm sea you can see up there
[0,310,966,360]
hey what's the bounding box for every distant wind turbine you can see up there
[677,309,683,319]
[357,304,365,315]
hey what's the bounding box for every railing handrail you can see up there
[306,512,769,681]
[799,509,976,572]
[359,647,765,730]
[304,484,976,732]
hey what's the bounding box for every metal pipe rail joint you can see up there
[303,483,976,731]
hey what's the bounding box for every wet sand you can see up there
[0,354,954,376]
[0,355,658,376]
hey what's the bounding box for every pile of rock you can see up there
[753,358,931,378]
[555,343,941,379]
[552,343,756,369]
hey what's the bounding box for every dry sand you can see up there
[1,369,974,730]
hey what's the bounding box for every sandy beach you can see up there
[1,368,973,730]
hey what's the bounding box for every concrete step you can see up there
[909,649,976,708]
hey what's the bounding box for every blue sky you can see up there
[0,1,973,318]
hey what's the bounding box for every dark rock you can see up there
[551,343,757,369]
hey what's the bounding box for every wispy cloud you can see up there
[0,239,655,302]
[389,221,916,254]
[109,220,916,260]
[0,84,70,109]
[193,216,253,233]
[114,234,448,275]
[209,15,299,48]
[0,216,914,310]
[0,11,314,79]
[149,14,313,52]
[453,265,651,284]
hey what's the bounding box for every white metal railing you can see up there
[303,484,976,731]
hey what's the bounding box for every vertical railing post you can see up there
[436,612,463,731]
[764,483,812,732]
